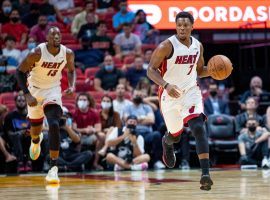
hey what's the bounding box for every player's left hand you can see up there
[64,87,75,95]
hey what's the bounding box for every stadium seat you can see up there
[5,102,16,112]
[89,91,104,103]
[0,92,17,104]
[85,67,100,78]
[142,44,157,52]
[123,55,135,65]
[65,44,81,51]
[75,80,91,92]
[113,56,122,65]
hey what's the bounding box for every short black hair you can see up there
[175,11,194,24]
[122,22,131,27]
[4,35,16,42]
[97,20,106,27]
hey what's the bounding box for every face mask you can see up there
[28,42,36,50]
[120,6,127,12]
[210,91,217,97]
[101,102,112,109]
[77,100,88,110]
[105,65,114,71]
[248,125,256,132]
[133,96,143,104]
[3,6,12,14]
[11,17,19,23]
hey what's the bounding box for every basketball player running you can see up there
[147,12,213,190]
[16,27,76,184]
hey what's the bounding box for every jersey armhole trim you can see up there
[166,40,174,60]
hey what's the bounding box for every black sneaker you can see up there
[162,136,176,168]
[200,175,213,191]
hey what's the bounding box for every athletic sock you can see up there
[199,158,209,175]
[50,159,58,168]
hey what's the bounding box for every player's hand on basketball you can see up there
[64,86,75,96]
[25,93,38,107]
[166,84,182,98]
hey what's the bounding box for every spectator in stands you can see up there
[89,21,114,55]
[112,0,135,32]
[2,35,21,68]
[114,23,142,59]
[72,93,104,170]
[94,55,126,92]
[106,115,150,171]
[77,12,97,40]
[29,15,49,43]
[142,49,153,70]
[0,104,16,163]
[134,9,159,44]
[21,3,40,28]
[49,0,75,11]
[204,82,230,116]
[0,0,12,24]
[96,0,114,13]
[71,0,98,36]
[235,97,264,134]
[238,117,270,168]
[17,0,30,18]
[1,9,28,44]
[136,77,154,97]
[126,56,147,89]
[56,106,92,171]
[113,83,132,119]
[3,92,31,172]
[239,76,267,110]
[39,0,65,23]
[19,37,36,64]
[123,89,165,169]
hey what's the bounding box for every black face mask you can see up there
[210,91,217,97]
[11,17,19,23]
[133,96,143,104]
[248,125,256,132]
[16,105,26,111]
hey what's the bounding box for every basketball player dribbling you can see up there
[16,27,76,184]
[147,12,213,190]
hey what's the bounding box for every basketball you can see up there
[207,55,233,80]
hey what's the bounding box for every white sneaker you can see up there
[114,164,124,171]
[262,157,270,168]
[29,132,43,160]
[154,160,166,170]
[131,162,148,171]
[45,166,60,184]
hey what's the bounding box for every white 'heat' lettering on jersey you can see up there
[160,35,201,91]
[28,43,67,89]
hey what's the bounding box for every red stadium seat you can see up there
[75,80,91,92]
[113,56,122,65]
[5,103,16,112]
[142,44,157,52]
[123,55,135,65]
[66,44,81,51]
[89,91,104,103]
[63,102,76,112]
[0,92,17,104]
[85,67,100,78]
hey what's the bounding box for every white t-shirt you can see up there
[113,99,132,119]
[107,127,145,154]
[49,0,74,10]
[2,48,21,63]
[113,33,142,55]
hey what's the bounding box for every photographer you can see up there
[56,107,92,171]
[106,115,150,171]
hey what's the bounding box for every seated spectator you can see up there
[134,9,159,44]
[3,92,31,173]
[96,0,114,13]
[77,12,97,41]
[106,115,150,171]
[238,117,270,168]
[19,37,36,64]
[204,82,230,116]
[94,55,126,92]
[136,77,154,97]
[56,107,92,171]
[71,0,98,36]
[72,93,104,170]
[39,0,65,23]
[0,104,16,163]
[89,21,114,55]
[29,15,50,44]
[17,0,30,18]
[0,0,12,24]
[113,83,132,119]
[126,56,147,89]
[2,9,28,44]
[142,49,153,70]
[49,0,75,11]
[123,89,165,169]
[239,76,267,109]
[112,0,135,32]
[2,35,21,68]
[0,55,17,93]
[114,23,142,59]
[235,97,264,134]
[21,3,40,28]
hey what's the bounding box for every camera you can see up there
[126,124,137,135]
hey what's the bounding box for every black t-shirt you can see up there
[95,67,125,91]
[90,34,114,55]
[59,127,80,156]
[77,23,97,40]
[97,0,113,9]
[3,110,30,133]
[40,3,55,15]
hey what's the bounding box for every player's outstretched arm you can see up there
[16,48,41,106]
[147,40,181,98]
[197,43,210,78]
[65,49,76,95]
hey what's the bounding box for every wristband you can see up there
[163,82,169,89]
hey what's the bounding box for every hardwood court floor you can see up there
[0,169,270,200]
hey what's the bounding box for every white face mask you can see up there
[101,102,112,109]
[77,100,88,110]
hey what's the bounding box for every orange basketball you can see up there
[207,55,233,80]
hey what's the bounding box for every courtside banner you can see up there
[128,0,270,29]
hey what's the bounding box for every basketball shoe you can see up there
[46,166,60,184]
[200,175,213,191]
[29,132,43,160]
[162,135,176,168]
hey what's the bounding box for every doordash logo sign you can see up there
[128,0,270,29]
